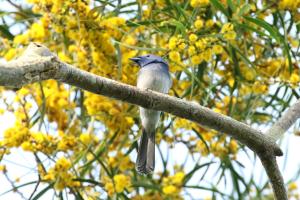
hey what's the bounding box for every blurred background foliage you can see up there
[0,0,300,199]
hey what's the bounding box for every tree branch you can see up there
[266,99,300,141]
[0,43,288,199]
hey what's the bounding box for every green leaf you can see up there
[237,4,251,16]
[131,181,161,190]
[243,16,281,43]
[32,183,54,200]
[184,185,229,196]
[210,0,229,17]
[236,22,268,37]
[0,181,37,196]
[169,20,186,35]
[74,178,103,186]
[183,162,215,184]
[0,25,14,40]
[227,0,236,13]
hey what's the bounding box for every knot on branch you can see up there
[23,56,60,83]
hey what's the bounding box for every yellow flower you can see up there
[178,42,186,50]
[191,55,202,65]
[104,182,114,197]
[290,73,300,84]
[188,45,196,55]
[58,52,72,63]
[252,81,268,94]
[13,34,29,45]
[43,156,79,191]
[221,23,236,40]
[169,51,181,62]
[223,31,237,40]
[169,36,178,49]
[162,185,177,194]
[113,174,131,193]
[203,48,212,62]
[279,0,299,10]
[189,34,198,43]
[79,133,93,145]
[229,140,238,154]
[172,171,185,184]
[190,0,209,8]
[4,48,16,61]
[212,45,223,54]
[21,141,34,151]
[0,165,6,172]
[289,182,298,191]
[228,77,235,88]
[56,157,71,170]
[194,19,204,30]
[221,23,234,33]
[206,19,215,28]
[30,23,46,40]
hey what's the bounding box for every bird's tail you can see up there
[136,128,155,175]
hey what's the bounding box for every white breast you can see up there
[137,66,171,93]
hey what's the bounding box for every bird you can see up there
[130,54,172,175]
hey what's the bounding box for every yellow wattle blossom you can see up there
[172,171,185,184]
[290,73,300,84]
[169,51,181,63]
[178,42,186,50]
[229,139,238,154]
[221,23,237,40]
[163,185,177,194]
[169,36,178,50]
[212,45,223,54]
[113,174,131,193]
[3,125,30,148]
[223,31,237,40]
[104,181,114,197]
[279,0,300,10]
[0,165,6,172]
[29,23,46,40]
[221,23,234,33]
[79,133,93,145]
[13,34,29,45]
[189,34,198,43]
[188,45,196,55]
[191,55,202,65]
[194,18,204,30]
[58,52,72,63]
[162,171,185,197]
[4,48,17,61]
[252,81,268,94]
[43,157,80,191]
[289,182,298,191]
[190,0,210,7]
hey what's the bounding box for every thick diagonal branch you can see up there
[0,43,287,199]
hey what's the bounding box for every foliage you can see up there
[0,0,300,199]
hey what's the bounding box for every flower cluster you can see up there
[43,157,80,191]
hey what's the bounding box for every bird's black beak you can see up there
[129,56,141,64]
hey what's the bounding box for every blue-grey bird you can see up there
[130,54,172,175]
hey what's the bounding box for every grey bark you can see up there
[266,99,300,141]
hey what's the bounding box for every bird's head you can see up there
[130,54,168,69]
